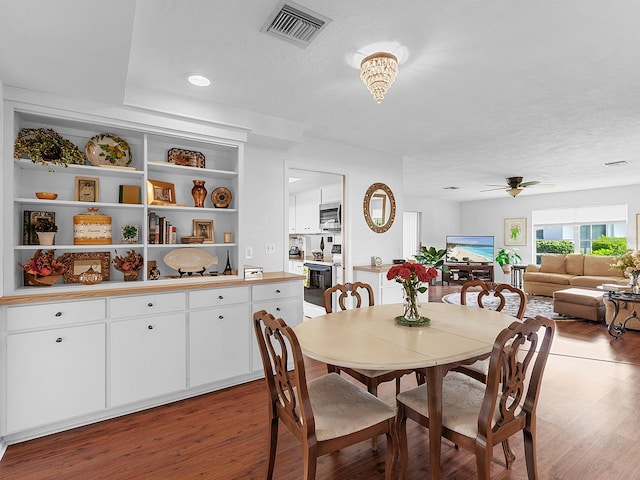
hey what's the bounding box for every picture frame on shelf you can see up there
[193,219,214,243]
[61,251,111,283]
[75,176,99,202]
[147,179,176,206]
[504,217,527,246]
[120,224,140,244]
[23,210,55,245]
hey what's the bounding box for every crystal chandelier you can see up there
[360,52,398,103]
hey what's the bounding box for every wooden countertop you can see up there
[0,271,304,306]
[352,264,396,273]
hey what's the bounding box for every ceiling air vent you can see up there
[261,1,331,48]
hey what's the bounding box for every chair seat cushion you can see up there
[308,373,395,441]
[397,372,500,438]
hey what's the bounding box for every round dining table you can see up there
[294,302,518,480]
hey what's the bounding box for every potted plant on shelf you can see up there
[113,249,144,281]
[415,245,447,285]
[495,248,522,274]
[19,249,65,286]
[34,218,58,246]
[14,128,86,171]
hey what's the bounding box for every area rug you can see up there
[441,292,572,320]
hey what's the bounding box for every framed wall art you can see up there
[504,217,527,246]
[193,219,214,243]
[147,179,176,206]
[75,176,99,202]
[61,251,111,283]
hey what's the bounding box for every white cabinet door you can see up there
[6,323,106,433]
[110,313,186,406]
[189,304,251,387]
[251,297,303,373]
[294,189,321,233]
[321,183,342,203]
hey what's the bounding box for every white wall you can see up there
[404,197,461,252]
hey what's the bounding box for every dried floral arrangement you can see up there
[19,249,65,277]
[14,128,85,170]
[113,249,144,272]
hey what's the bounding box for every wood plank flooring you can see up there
[2,285,640,479]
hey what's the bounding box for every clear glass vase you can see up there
[403,287,421,321]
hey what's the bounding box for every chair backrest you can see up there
[253,310,314,441]
[323,282,375,314]
[460,280,527,319]
[478,315,555,442]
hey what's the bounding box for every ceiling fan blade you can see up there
[528,182,555,188]
[480,186,507,192]
[520,180,541,187]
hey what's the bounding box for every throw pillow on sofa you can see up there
[540,255,566,274]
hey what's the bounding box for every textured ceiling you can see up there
[1,0,639,201]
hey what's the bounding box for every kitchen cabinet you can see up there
[188,286,251,387]
[110,312,187,407]
[288,260,305,275]
[292,189,321,234]
[250,281,304,372]
[6,323,106,433]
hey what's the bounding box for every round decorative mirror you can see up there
[363,183,396,233]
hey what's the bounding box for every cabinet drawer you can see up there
[189,286,250,309]
[7,299,106,332]
[109,292,186,318]
[252,281,302,302]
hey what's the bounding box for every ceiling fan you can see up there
[482,176,552,197]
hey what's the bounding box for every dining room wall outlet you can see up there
[265,243,276,254]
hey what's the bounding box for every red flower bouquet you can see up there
[387,262,438,322]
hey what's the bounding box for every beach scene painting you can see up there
[445,235,494,263]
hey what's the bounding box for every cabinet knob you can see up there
[148,325,154,330]
[147,303,154,307]
[55,312,62,317]
[55,337,63,343]
[218,315,224,319]
[275,289,281,293]
[218,295,224,299]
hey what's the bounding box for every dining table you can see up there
[293,301,518,480]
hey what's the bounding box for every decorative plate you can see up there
[85,134,132,167]
[168,148,205,168]
[163,248,218,273]
[211,187,232,208]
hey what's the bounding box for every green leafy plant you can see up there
[495,248,522,267]
[415,246,446,270]
[14,128,85,171]
[591,236,627,256]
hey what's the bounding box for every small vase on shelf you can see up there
[191,180,207,208]
[36,231,56,246]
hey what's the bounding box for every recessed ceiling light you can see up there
[186,74,212,87]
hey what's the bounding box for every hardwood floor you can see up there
[2,286,640,479]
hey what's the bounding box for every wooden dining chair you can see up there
[253,310,397,480]
[460,280,527,320]
[396,315,555,480]
[457,280,527,382]
[323,282,413,396]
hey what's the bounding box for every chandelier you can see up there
[360,52,398,103]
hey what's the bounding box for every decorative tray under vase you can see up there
[163,248,218,277]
